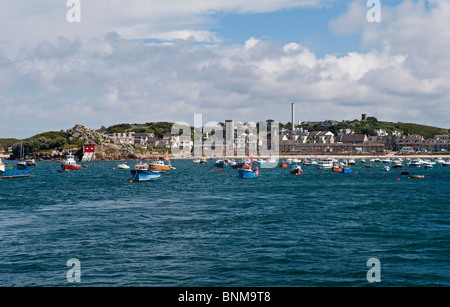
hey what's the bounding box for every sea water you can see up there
[0,160,448,286]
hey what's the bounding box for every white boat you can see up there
[316,158,333,169]
[384,166,391,171]
[423,162,433,169]
[382,158,392,163]
[348,159,355,165]
[117,163,130,169]
[408,159,423,167]
[442,160,450,167]
[392,160,403,168]
[292,158,302,163]
[193,157,201,163]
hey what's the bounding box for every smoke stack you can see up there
[291,103,295,135]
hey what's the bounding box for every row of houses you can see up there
[103,128,450,154]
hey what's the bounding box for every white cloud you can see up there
[1,0,449,138]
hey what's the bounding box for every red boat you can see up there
[61,153,82,171]
[290,165,303,175]
[332,166,342,172]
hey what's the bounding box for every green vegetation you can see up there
[299,117,448,138]
[11,131,68,157]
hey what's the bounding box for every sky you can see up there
[0,0,449,138]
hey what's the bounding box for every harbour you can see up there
[0,159,449,286]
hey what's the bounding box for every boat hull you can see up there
[149,165,171,171]
[342,168,352,173]
[238,169,259,178]
[130,170,161,181]
[62,165,82,171]
[290,169,302,175]
[0,169,31,179]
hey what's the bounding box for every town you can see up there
[1,110,449,161]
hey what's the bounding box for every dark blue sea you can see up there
[0,159,449,287]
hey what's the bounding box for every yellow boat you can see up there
[149,160,171,171]
[409,175,425,179]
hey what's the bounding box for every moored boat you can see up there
[61,153,82,171]
[316,158,333,169]
[342,167,352,173]
[149,160,171,171]
[117,163,130,169]
[0,158,31,179]
[290,165,303,175]
[130,163,161,181]
[238,164,259,178]
[214,160,227,168]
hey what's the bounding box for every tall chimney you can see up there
[291,103,295,135]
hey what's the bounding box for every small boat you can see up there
[0,158,31,179]
[332,165,342,172]
[149,160,171,171]
[193,157,201,163]
[214,160,227,168]
[392,161,403,168]
[280,162,287,168]
[342,167,352,174]
[25,159,37,166]
[408,159,422,167]
[364,163,373,168]
[117,163,130,169]
[409,175,424,179]
[290,165,303,175]
[423,163,433,170]
[200,157,208,164]
[238,165,259,178]
[442,160,450,167]
[130,163,161,181]
[382,158,392,163]
[316,158,333,169]
[348,159,355,165]
[61,153,82,171]
[256,159,266,166]
[384,166,391,171]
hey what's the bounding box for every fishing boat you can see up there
[61,153,82,171]
[130,163,161,181]
[150,152,172,171]
[316,158,333,169]
[0,158,31,179]
[290,165,303,175]
[238,165,259,178]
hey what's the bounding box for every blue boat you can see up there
[342,168,352,174]
[0,158,31,179]
[238,165,259,178]
[130,163,161,182]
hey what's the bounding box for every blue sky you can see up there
[212,4,360,57]
[0,0,449,138]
